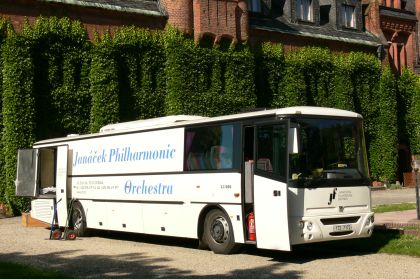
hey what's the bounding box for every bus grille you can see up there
[320,216,360,225]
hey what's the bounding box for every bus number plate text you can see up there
[333,224,352,232]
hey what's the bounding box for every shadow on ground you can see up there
[0,228,401,278]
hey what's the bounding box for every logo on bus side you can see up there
[328,188,338,205]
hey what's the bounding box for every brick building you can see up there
[0,0,418,72]
[364,0,419,73]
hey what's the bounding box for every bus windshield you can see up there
[289,117,370,187]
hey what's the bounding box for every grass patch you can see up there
[0,261,72,279]
[377,234,420,256]
[312,229,420,257]
[373,203,417,213]
[404,226,420,231]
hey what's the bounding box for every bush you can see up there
[89,34,120,132]
[254,42,284,108]
[90,28,167,132]
[369,66,397,182]
[0,19,12,207]
[28,17,92,138]
[113,27,166,121]
[399,68,420,155]
[1,33,35,213]
[330,55,354,111]
[164,27,256,116]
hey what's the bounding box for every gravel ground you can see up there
[1,217,419,278]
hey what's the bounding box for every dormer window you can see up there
[341,4,355,28]
[248,0,262,12]
[296,0,313,21]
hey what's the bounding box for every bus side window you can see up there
[185,124,235,171]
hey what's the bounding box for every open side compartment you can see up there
[15,148,57,197]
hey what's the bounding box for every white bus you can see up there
[15,106,374,254]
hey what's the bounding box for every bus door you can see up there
[253,122,290,251]
[56,145,68,226]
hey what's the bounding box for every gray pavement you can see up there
[371,187,420,227]
[371,187,417,206]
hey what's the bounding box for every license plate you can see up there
[333,224,352,232]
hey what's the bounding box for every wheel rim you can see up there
[210,217,229,243]
[52,230,62,240]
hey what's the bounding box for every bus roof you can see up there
[99,115,207,133]
[34,106,362,146]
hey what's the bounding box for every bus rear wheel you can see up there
[203,209,239,254]
[71,202,89,237]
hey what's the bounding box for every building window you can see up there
[248,0,261,12]
[296,0,313,21]
[342,5,355,28]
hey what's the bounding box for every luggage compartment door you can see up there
[15,149,39,197]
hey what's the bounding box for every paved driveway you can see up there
[371,188,417,206]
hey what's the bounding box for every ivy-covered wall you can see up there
[0,16,419,213]
[2,32,36,213]
[164,28,256,116]
[90,27,166,132]
[267,48,401,182]
[0,19,11,208]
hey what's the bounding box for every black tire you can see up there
[71,202,89,237]
[198,238,209,250]
[203,209,240,254]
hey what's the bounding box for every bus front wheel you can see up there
[203,209,239,254]
[71,202,89,237]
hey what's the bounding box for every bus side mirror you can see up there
[288,128,300,154]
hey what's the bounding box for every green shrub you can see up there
[254,42,284,108]
[28,17,91,138]
[330,55,354,111]
[89,34,120,132]
[409,77,420,154]
[164,27,256,116]
[274,47,334,107]
[0,19,12,206]
[369,66,397,182]
[113,27,166,121]
[399,68,420,155]
[273,50,307,107]
[1,33,35,213]
[345,52,385,180]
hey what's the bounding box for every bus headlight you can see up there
[365,215,374,226]
[299,221,305,229]
[306,222,313,231]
